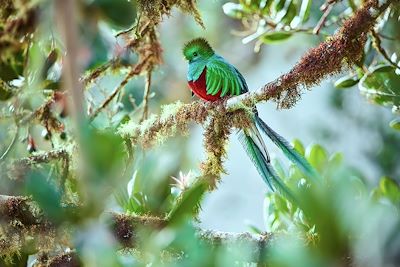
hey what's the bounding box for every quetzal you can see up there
[183,38,319,201]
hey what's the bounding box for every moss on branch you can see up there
[118,0,396,189]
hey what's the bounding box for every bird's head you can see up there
[183,38,214,63]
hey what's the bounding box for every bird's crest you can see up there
[183,38,214,60]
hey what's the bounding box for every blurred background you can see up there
[1,0,399,266]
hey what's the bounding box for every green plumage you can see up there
[238,130,298,204]
[183,38,320,204]
[255,116,321,182]
[183,38,214,61]
[205,58,244,96]
[184,37,247,97]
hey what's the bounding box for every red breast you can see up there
[188,67,221,102]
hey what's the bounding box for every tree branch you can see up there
[7,149,69,182]
[140,70,152,122]
[121,0,396,150]
[226,0,394,111]
[14,149,68,167]
[89,54,152,121]
[371,29,400,69]
[0,196,271,263]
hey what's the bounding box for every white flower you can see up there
[171,170,195,191]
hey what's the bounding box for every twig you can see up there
[59,154,70,195]
[378,32,400,40]
[0,195,39,226]
[89,55,151,121]
[0,126,19,161]
[115,25,136,38]
[14,149,68,168]
[313,4,334,34]
[80,60,113,86]
[227,0,393,110]
[371,29,400,69]
[140,70,152,122]
[37,251,81,267]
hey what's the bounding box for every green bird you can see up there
[183,38,319,201]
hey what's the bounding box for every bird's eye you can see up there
[193,52,198,57]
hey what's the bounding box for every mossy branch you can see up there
[227,0,395,110]
[119,0,396,192]
[0,197,271,264]
[124,0,395,146]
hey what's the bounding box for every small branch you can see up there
[37,251,81,267]
[378,32,400,40]
[0,126,19,161]
[14,149,68,167]
[227,0,394,111]
[111,213,272,262]
[59,154,70,195]
[197,229,271,261]
[80,60,113,86]
[140,70,152,122]
[0,199,272,263]
[0,195,39,226]
[371,29,400,69]
[89,55,151,121]
[313,4,334,34]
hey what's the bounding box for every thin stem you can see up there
[15,149,68,167]
[89,55,151,121]
[0,126,19,161]
[371,30,400,70]
[313,4,334,34]
[140,70,152,122]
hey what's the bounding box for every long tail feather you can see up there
[238,128,298,204]
[254,116,321,183]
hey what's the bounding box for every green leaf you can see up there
[261,31,292,44]
[298,0,312,22]
[41,49,58,80]
[246,223,263,234]
[274,0,287,12]
[168,180,207,226]
[334,74,359,89]
[328,153,343,168]
[26,170,63,223]
[292,139,305,156]
[0,62,19,82]
[359,65,400,108]
[223,2,246,19]
[41,79,60,91]
[91,0,137,28]
[306,144,328,171]
[274,194,289,213]
[379,177,400,204]
[84,129,125,176]
[0,80,14,101]
[281,1,297,24]
[389,118,400,130]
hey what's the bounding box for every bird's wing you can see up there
[205,56,246,97]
